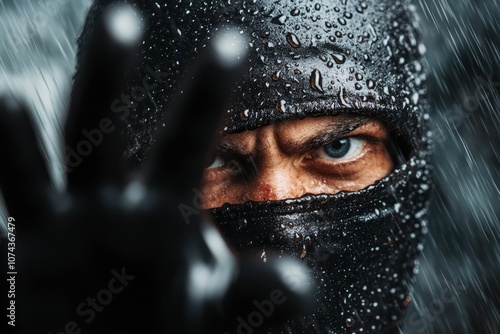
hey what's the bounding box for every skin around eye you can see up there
[199,115,395,208]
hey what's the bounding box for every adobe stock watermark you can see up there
[406,280,467,333]
[178,153,258,224]
[48,267,135,334]
[433,74,500,144]
[63,65,167,173]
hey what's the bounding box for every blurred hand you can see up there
[0,4,311,334]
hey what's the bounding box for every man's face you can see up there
[200,115,394,208]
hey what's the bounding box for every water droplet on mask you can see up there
[319,55,327,62]
[355,83,362,90]
[238,219,248,229]
[339,87,350,107]
[279,223,286,231]
[367,79,375,89]
[355,73,363,81]
[299,245,307,259]
[272,71,281,81]
[294,232,303,243]
[290,7,300,16]
[269,234,276,242]
[272,14,288,25]
[261,31,270,38]
[338,17,347,25]
[346,317,355,327]
[332,53,346,64]
[294,69,302,75]
[276,99,287,112]
[327,61,334,68]
[287,33,301,48]
[335,31,343,38]
[310,69,324,92]
[240,109,250,120]
[345,12,353,19]
[314,3,321,10]
[259,248,267,263]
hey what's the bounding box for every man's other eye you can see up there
[206,155,226,169]
[317,137,365,160]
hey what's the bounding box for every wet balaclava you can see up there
[77,0,432,332]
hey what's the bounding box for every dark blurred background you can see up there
[0,0,499,332]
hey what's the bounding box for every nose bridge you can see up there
[246,159,302,202]
[239,126,304,202]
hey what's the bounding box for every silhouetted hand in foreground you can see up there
[0,4,311,334]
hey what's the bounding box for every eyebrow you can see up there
[290,115,372,154]
[215,114,374,155]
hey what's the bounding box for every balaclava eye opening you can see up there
[75,1,432,333]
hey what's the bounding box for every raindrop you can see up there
[332,53,346,64]
[240,109,250,120]
[276,99,287,112]
[272,14,288,25]
[294,232,303,243]
[310,69,324,92]
[299,245,307,259]
[238,219,248,229]
[260,248,267,263]
[339,87,350,107]
[287,33,301,48]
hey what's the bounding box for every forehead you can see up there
[108,1,427,163]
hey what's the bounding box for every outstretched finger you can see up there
[65,3,144,190]
[0,96,52,217]
[144,28,248,195]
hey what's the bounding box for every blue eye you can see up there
[319,137,364,160]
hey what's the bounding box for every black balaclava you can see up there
[76,1,432,333]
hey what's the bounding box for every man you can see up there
[0,0,431,333]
